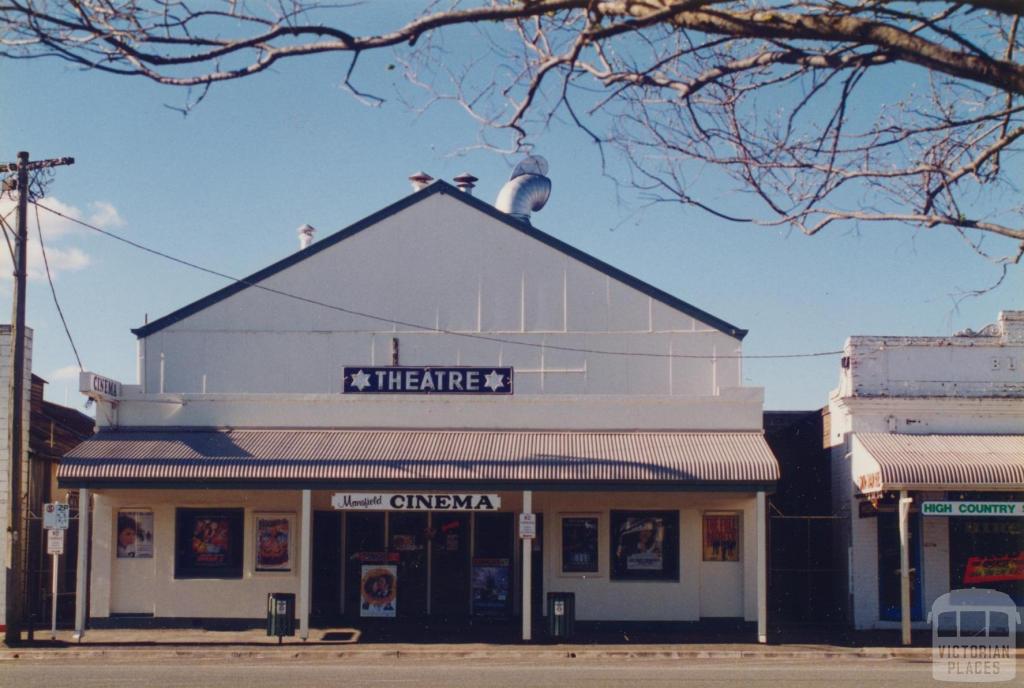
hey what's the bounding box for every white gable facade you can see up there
[62,182,776,642]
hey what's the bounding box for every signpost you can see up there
[43,502,69,639]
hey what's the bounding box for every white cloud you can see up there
[48,365,81,382]
[88,201,124,228]
[0,195,119,283]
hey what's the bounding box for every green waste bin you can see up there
[267,592,296,643]
[546,592,575,641]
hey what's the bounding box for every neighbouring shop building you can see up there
[828,311,1024,643]
[59,164,779,642]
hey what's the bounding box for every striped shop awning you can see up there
[58,428,779,489]
[854,433,1024,492]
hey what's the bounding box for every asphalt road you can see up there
[0,657,981,688]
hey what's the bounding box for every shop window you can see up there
[609,510,679,581]
[561,516,599,574]
[950,517,1024,606]
[702,512,740,562]
[174,508,244,579]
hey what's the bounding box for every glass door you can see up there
[389,512,429,618]
[430,513,471,617]
[472,512,514,617]
[345,512,387,618]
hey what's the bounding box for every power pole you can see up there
[1,152,74,644]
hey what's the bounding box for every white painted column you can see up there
[756,491,768,644]
[73,488,90,641]
[521,490,532,642]
[898,491,912,646]
[299,489,312,641]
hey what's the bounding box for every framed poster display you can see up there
[254,513,294,572]
[175,508,244,579]
[561,516,599,573]
[610,510,679,581]
[360,565,398,617]
[702,512,741,562]
[117,509,154,559]
[472,558,512,616]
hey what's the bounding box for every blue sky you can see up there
[2,20,1021,411]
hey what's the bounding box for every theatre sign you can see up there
[343,366,513,394]
[332,493,502,511]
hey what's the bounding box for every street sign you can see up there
[47,529,65,555]
[519,512,536,539]
[43,502,70,530]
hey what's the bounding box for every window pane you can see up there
[960,610,986,637]
[989,612,1010,637]
[937,611,957,637]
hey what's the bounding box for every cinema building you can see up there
[60,163,779,641]
[827,311,1024,643]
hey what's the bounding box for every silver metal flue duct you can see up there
[494,156,551,223]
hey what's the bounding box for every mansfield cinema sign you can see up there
[332,493,502,511]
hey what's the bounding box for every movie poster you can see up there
[702,513,740,562]
[117,510,154,559]
[562,517,598,573]
[472,559,511,616]
[255,514,293,571]
[360,565,398,617]
[175,509,243,578]
[610,511,679,581]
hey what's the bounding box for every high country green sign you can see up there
[921,501,1024,517]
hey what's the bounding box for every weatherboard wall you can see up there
[134,193,742,402]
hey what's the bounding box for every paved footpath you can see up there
[3,627,1022,663]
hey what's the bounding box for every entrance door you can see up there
[311,511,342,624]
[345,512,386,618]
[389,512,429,618]
[430,513,471,616]
[472,513,514,617]
[878,512,923,621]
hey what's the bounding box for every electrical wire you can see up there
[34,202,84,370]
[0,210,16,264]
[33,200,844,361]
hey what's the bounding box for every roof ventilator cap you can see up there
[494,156,551,224]
[453,172,479,195]
[298,224,316,250]
[409,171,434,191]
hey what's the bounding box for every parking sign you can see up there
[43,502,70,530]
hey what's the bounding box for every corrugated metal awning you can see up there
[854,433,1024,491]
[58,428,779,489]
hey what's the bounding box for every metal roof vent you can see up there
[409,171,434,191]
[494,156,551,224]
[453,172,479,195]
[298,224,316,250]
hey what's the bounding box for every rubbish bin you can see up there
[546,592,575,641]
[267,592,296,643]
